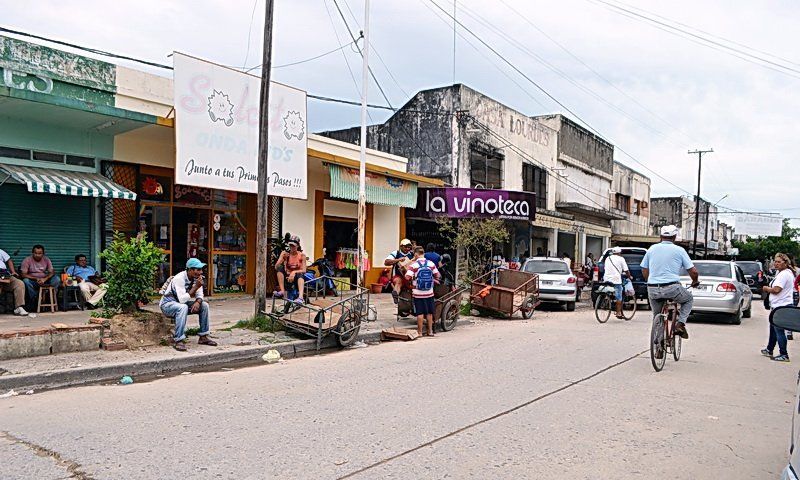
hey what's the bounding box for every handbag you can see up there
[623,278,635,297]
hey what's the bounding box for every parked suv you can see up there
[590,247,648,305]
[735,261,768,296]
[522,257,578,311]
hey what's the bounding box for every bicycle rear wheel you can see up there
[672,330,682,361]
[594,295,612,323]
[650,314,667,372]
[622,297,638,320]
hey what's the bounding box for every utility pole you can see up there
[356,0,371,288]
[255,0,275,317]
[688,148,713,258]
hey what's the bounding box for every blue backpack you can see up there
[415,260,434,291]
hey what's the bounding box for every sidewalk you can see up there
[0,293,443,392]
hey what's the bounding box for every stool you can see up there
[37,286,58,313]
[62,285,84,311]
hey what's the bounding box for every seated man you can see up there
[159,258,217,352]
[274,235,307,303]
[384,239,414,301]
[0,247,29,316]
[20,244,60,310]
[66,254,107,306]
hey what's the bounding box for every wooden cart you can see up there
[470,268,540,319]
[397,282,467,332]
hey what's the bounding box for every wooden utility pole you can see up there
[356,0,371,287]
[688,148,712,258]
[255,0,275,317]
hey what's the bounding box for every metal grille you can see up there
[100,161,139,266]
[265,196,283,293]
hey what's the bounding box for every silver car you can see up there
[679,260,753,324]
[522,257,578,311]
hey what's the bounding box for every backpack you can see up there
[415,260,434,291]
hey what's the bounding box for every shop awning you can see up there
[0,164,137,200]
[328,163,418,208]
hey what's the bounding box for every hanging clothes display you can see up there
[335,249,370,272]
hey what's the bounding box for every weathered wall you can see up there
[538,115,613,175]
[611,162,651,236]
[650,196,716,244]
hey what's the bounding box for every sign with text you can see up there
[408,188,536,221]
[174,52,307,198]
[735,213,782,237]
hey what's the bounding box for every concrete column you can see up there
[579,232,587,265]
[602,235,609,252]
[549,229,559,257]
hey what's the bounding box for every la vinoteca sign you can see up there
[409,188,536,221]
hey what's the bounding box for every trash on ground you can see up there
[220,367,235,371]
[0,389,19,398]
[346,340,368,349]
[25,390,34,395]
[262,349,281,363]
[334,459,349,466]
[180,371,192,375]
[708,415,719,420]
[120,376,134,385]
[381,328,419,341]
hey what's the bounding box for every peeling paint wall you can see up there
[611,162,651,235]
[650,196,717,244]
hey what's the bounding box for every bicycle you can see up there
[650,298,682,372]
[594,282,638,323]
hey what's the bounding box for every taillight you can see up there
[716,283,736,292]
[567,276,576,284]
[592,266,599,282]
[758,271,763,280]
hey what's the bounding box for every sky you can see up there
[2,0,799,226]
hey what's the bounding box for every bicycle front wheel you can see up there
[650,314,667,372]
[595,294,612,323]
[672,330,682,361]
[622,297,638,320]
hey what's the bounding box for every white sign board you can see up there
[174,52,307,198]
[735,213,783,237]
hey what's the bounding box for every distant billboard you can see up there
[735,213,783,237]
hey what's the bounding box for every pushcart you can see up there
[470,268,539,319]
[263,276,369,349]
[397,281,468,332]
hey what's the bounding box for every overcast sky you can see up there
[3,0,799,225]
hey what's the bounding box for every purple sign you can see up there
[409,188,536,221]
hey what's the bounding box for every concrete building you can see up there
[650,196,719,256]
[609,161,656,245]
[323,84,624,265]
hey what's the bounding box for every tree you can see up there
[438,218,510,282]
[99,232,165,314]
[733,219,800,262]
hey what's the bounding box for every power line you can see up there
[242,0,260,69]
[248,39,360,72]
[322,0,368,120]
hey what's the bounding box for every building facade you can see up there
[609,161,655,245]
[650,196,719,256]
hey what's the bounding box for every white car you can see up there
[522,257,578,311]
[679,260,753,325]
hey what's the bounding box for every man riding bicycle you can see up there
[641,225,700,339]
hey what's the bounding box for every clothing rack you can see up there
[334,248,370,272]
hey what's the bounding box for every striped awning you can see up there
[328,163,417,208]
[0,164,136,200]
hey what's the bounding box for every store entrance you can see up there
[323,218,357,284]
[172,207,210,277]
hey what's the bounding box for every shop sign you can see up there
[173,52,308,198]
[409,188,536,221]
[734,213,783,237]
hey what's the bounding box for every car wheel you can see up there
[743,303,752,318]
[730,306,742,325]
[566,301,576,312]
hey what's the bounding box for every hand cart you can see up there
[470,268,539,319]
[396,281,468,332]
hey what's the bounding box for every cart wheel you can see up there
[336,309,361,347]
[520,298,535,319]
[282,301,302,315]
[440,300,459,331]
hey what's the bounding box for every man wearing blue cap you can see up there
[160,258,217,351]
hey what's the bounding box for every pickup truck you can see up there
[590,247,649,305]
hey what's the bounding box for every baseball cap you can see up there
[186,258,206,269]
[611,246,622,254]
[287,235,300,246]
[400,239,412,246]
[660,225,680,237]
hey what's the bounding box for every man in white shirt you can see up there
[160,258,217,351]
[603,247,630,319]
[0,248,28,316]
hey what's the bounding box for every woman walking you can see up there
[761,253,797,362]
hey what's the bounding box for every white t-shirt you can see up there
[0,249,9,265]
[603,255,629,285]
[769,268,795,308]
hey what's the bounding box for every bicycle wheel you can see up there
[594,294,612,323]
[672,327,682,361]
[622,297,638,320]
[650,314,667,372]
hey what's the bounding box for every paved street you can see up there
[0,300,796,479]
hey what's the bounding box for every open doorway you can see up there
[172,207,210,276]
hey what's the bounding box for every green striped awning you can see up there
[0,164,136,200]
[328,163,417,208]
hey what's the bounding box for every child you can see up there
[405,246,440,336]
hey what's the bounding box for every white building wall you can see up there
[372,205,400,266]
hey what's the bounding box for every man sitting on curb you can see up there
[160,258,217,352]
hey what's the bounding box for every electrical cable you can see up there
[247,40,360,72]
[242,0,260,69]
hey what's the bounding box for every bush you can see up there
[99,232,165,314]
[438,218,510,282]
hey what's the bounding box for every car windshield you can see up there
[736,262,762,276]
[524,260,570,275]
[681,263,732,278]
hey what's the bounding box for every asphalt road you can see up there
[0,300,796,479]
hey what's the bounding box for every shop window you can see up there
[470,146,504,189]
[32,151,63,163]
[0,146,30,160]
[213,254,247,293]
[156,254,171,288]
[139,175,172,203]
[138,204,171,250]
[173,184,212,206]
[615,193,631,213]
[66,155,95,167]
[213,190,245,211]
[523,163,547,210]
[213,211,247,252]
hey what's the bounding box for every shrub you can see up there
[99,232,164,314]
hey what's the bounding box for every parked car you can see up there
[590,247,648,305]
[521,257,577,311]
[678,260,752,324]
[767,307,800,480]
[736,261,768,296]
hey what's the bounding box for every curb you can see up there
[0,330,383,393]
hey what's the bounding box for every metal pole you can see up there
[703,200,710,259]
[254,0,275,316]
[688,148,712,257]
[357,0,371,287]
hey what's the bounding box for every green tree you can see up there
[438,218,510,282]
[99,232,165,314]
[733,219,800,262]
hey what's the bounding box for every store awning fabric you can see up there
[328,163,417,208]
[0,164,137,200]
